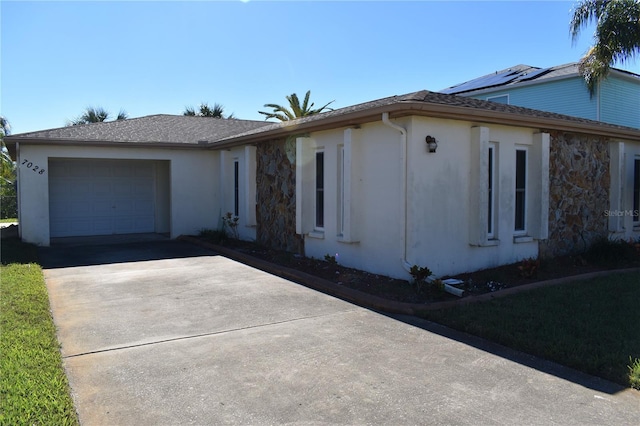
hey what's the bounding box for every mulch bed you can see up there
[195,237,640,305]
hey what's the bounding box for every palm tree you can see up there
[1,116,12,167]
[0,116,17,219]
[259,90,334,121]
[183,103,233,119]
[68,107,128,126]
[570,0,640,93]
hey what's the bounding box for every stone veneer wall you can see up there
[256,138,304,254]
[539,131,610,258]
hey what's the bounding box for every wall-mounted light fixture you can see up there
[425,135,438,153]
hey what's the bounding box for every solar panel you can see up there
[441,69,523,94]
[519,67,552,81]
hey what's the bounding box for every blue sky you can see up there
[2,0,638,134]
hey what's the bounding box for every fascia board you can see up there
[4,138,205,150]
[211,102,640,149]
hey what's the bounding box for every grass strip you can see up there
[1,239,79,425]
[419,271,640,388]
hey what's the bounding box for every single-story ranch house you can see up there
[5,90,640,279]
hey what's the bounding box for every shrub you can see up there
[629,357,640,390]
[324,253,338,265]
[518,257,540,278]
[409,265,433,293]
[584,237,639,266]
[198,228,228,245]
[222,212,240,240]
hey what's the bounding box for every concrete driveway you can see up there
[40,240,639,425]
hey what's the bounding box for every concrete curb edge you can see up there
[178,236,640,315]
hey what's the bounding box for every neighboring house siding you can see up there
[539,131,610,258]
[256,138,303,253]
[600,76,640,129]
[471,77,597,121]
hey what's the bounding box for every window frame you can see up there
[487,94,509,104]
[514,147,528,234]
[634,157,640,224]
[233,159,239,217]
[314,150,325,230]
[487,143,496,238]
[337,145,345,236]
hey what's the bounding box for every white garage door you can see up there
[49,159,156,237]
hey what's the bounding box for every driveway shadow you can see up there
[389,313,630,396]
[39,240,218,269]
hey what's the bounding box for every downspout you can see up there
[381,113,412,273]
[382,113,464,297]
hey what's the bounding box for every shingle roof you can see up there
[7,89,640,150]
[212,89,640,146]
[8,114,271,144]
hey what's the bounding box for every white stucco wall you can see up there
[16,144,220,246]
[218,146,257,241]
[297,117,545,279]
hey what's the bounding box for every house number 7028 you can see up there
[22,159,46,175]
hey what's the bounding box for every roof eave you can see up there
[211,102,640,148]
[3,137,205,150]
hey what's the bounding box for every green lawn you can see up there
[419,271,640,389]
[0,218,17,223]
[0,238,79,425]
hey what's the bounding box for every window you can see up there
[338,146,345,235]
[233,160,239,217]
[487,94,509,104]
[515,149,527,232]
[634,158,640,223]
[487,145,495,237]
[315,151,324,229]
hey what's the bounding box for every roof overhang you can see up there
[6,99,640,157]
[2,138,204,160]
[210,101,640,149]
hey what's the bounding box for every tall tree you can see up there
[0,116,17,219]
[68,107,128,126]
[0,116,10,161]
[570,0,640,93]
[183,102,233,119]
[259,90,334,121]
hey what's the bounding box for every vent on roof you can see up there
[198,140,209,145]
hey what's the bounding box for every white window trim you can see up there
[337,144,345,236]
[634,156,640,227]
[314,148,325,232]
[514,146,528,236]
[469,127,499,247]
[487,143,497,239]
[233,159,239,217]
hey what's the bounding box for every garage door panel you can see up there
[134,200,154,215]
[69,163,94,178]
[49,160,157,238]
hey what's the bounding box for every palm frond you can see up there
[571,0,640,95]
[116,110,128,121]
[260,91,336,121]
